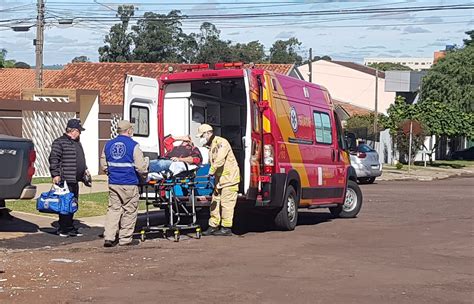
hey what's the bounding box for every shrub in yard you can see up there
[396,163,404,170]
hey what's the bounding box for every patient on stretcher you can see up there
[148,135,203,180]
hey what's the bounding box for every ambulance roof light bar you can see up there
[179,63,210,72]
[214,62,244,69]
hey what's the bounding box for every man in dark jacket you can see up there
[49,119,89,237]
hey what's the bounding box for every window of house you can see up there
[130,105,149,137]
[313,111,332,144]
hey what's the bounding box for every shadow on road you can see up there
[0,214,39,233]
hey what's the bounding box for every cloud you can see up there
[371,12,414,21]
[403,26,431,34]
[360,45,386,49]
[390,50,403,54]
[45,35,77,44]
[275,31,296,39]
[421,16,443,23]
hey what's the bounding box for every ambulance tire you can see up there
[274,185,298,231]
[330,180,362,218]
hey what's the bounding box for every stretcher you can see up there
[138,164,214,242]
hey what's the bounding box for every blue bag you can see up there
[36,185,78,215]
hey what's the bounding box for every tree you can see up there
[0,49,16,68]
[0,49,6,68]
[421,30,474,112]
[230,41,266,63]
[269,38,303,65]
[132,10,195,63]
[194,22,233,64]
[98,5,135,62]
[345,113,385,140]
[71,56,90,63]
[14,62,30,69]
[367,62,412,71]
[463,29,474,46]
[384,96,474,163]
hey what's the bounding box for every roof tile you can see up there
[0,69,61,100]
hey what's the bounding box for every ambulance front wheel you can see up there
[330,180,362,218]
[274,185,298,231]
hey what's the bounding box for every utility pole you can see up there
[308,48,312,82]
[35,0,45,88]
[373,69,379,146]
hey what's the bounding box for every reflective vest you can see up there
[105,135,139,185]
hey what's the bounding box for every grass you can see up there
[32,177,108,184]
[414,160,474,169]
[32,177,54,184]
[385,160,474,171]
[7,192,154,218]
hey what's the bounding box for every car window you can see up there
[358,144,374,152]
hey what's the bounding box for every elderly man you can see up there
[149,134,202,173]
[49,118,89,237]
[100,120,148,247]
[196,124,240,236]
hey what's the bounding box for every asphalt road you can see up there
[1,177,473,303]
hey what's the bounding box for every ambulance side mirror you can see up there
[345,132,357,152]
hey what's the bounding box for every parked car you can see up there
[451,146,474,160]
[350,144,382,184]
[0,134,37,214]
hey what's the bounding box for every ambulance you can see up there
[124,63,362,231]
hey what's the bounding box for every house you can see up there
[298,60,396,114]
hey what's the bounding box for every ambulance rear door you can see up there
[123,74,159,159]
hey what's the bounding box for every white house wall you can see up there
[79,95,99,176]
[299,61,396,114]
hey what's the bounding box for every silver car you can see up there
[350,144,382,184]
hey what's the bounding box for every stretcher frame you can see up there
[138,173,212,242]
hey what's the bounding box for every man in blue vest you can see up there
[100,120,148,247]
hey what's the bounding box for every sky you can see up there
[0,0,473,66]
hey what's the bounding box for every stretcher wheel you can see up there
[196,227,202,239]
[140,230,146,242]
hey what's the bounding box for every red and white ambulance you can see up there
[124,63,362,230]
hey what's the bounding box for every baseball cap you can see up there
[196,124,213,138]
[117,120,134,132]
[66,119,85,131]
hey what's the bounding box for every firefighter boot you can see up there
[213,227,232,236]
[202,226,219,236]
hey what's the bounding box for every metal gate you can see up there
[23,110,76,177]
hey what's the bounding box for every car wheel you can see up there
[274,185,298,231]
[330,180,363,218]
[358,177,376,184]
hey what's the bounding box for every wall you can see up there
[299,61,396,114]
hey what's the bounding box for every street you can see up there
[1,177,473,304]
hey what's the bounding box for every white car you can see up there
[350,144,382,184]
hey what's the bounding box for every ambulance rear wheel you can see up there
[274,185,298,231]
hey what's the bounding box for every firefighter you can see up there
[100,120,148,247]
[196,124,240,236]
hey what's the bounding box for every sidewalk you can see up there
[378,165,474,181]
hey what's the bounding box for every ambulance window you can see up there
[313,112,332,144]
[253,104,260,132]
[130,105,149,137]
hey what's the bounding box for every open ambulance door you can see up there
[123,75,159,159]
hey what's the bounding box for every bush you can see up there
[396,163,404,170]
